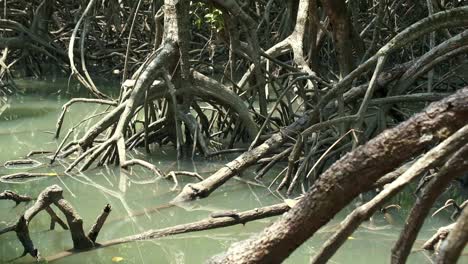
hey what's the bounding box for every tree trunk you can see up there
[321,0,355,77]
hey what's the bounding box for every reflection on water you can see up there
[0,89,466,263]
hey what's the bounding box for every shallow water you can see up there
[0,82,465,263]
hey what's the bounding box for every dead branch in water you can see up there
[0,185,111,259]
[0,190,32,205]
[45,202,292,262]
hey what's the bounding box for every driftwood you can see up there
[1,172,59,180]
[3,159,38,167]
[26,150,53,157]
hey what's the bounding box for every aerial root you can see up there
[121,159,164,177]
[163,171,204,191]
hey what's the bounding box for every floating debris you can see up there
[3,159,42,169]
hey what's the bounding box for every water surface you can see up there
[0,81,465,263]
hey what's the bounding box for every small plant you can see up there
[190,2,224,32]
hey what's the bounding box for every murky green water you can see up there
[0,80,465,263]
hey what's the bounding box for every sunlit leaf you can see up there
[112,256,124,262]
